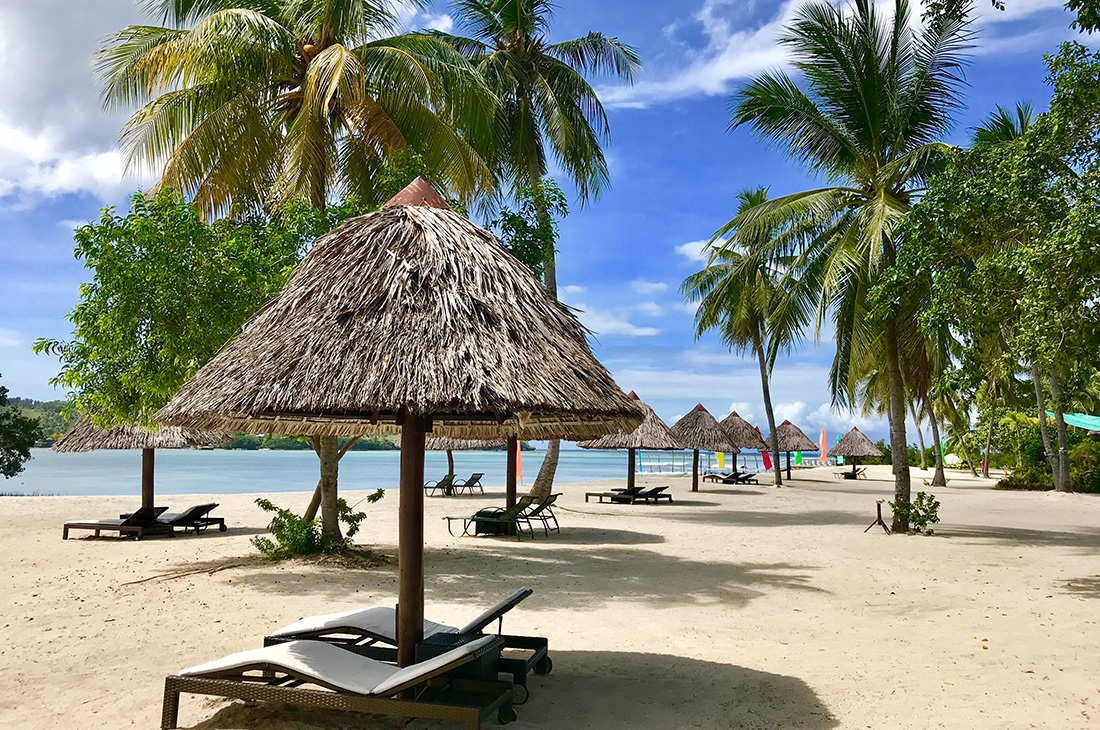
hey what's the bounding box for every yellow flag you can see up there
[716,452,725,469]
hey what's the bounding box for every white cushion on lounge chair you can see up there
[179,636,495,696]
[270,606,458,642]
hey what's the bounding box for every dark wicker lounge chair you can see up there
[264,588,551,704]
[426,474,457,496]
[121,503,226,534]
[586,485,646,503]
[702,472,732,483]
[633,486,673,503]
[63,506,172,540]
[162,635,515,730]
[454,473,485,495]
[734,471,759,485]
[445,495,535,539]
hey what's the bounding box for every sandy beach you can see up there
[2,465,1097,730]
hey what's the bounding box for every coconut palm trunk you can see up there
[1031,364,1060,482]
[318,434,341,542]
[982,400,996,479]
[756,343,783,487]
[928,406,947,487]
[911,400,927,469]
[1050,369,1071,491]
[884,317,912,531]
[531,175,562,500]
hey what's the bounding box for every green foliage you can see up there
[33,189,337,429]
[491,179,568,279]
[890,492,942,535]
[1069,440,1100,492]
[260,434,313,450]
[224,433,263,450]
[996,465,1054,491]
[7,397,73,439]
[0,375,45,478]
[251,491,384,560]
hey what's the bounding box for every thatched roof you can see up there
[767,420,818,452]
[53,416,225,453]
[828,427,882,458]
[670,404,739,453]
[157,179,641,441]
[578,392,683,451]
[425,437,506,451]
[719,411,768,450]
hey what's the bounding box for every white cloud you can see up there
[676,239,714,263]
[634,301,663,317]
[423,13,454,33]
[630,279,668,294]
[0,327,22,348]
[574,305,663,337]
[726,401,755,421]
[56,219,87,230]
[560,284,587,297]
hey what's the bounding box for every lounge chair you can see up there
[63,506,173,540]
[162,635,515,730]
[265,588,550,703]
[734,471,759,485]
[522,494,561,535]
[633,486,673,503]
[426,474,457,496]
[120,503,226,534]
[702,472,732,483]
[454,473,485,495]
[585,485,643,503]
[445,495,535,539]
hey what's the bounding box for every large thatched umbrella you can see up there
[670,404,739,492]
[828,427,883,477]
[719,411,768,451]
[766,420,819,480]
[578,391,683,490]
[53,416,225,509]
[157,178,641,665]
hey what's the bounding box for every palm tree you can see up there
[972,101,1034,147]
[724,0,971,531]
[681,188,812,487]
[99,0,499,541]
[441,0,640,497]
[99,0,496,217]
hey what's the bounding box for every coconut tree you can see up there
[724,0,971,530]
[440,0,640,497]
[99,0,500,541]
[681,188,813,487]
[98,0,497,217]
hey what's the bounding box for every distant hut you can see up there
[670,404,739,492]
[765,420,819,480]
[578,391,684,490]
[158,178,641,665]
[719,411,768,452]
[828,427,883,478]
[54,416,225,509]
[425,436,506,481]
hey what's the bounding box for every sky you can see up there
[0,0,1091,444]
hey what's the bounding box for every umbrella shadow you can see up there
[658,509,869,528]
[939,524,1100,550]
[1058,575,1100,598]
[185,650,837,730]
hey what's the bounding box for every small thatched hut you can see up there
[828,427,882,477]
[54,416,225,509]
[765,420,819,480]
[670,404,739,492]
[157,177,641,665]
[578,391,683,490]
[719,411,768,450]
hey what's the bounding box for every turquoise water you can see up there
[4,447,794,498]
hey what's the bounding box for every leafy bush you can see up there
[1069,440,1100,493]
[890,491,941,535]
[252,490,384,560]
[225,433,262,450]
[995,465,1053,491]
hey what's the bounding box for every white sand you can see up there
[1,465,1097,729]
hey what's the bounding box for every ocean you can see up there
[3,447,790,498]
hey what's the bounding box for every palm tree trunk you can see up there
[982,400,996,479]
[318,434,342,543]
[958,431,980,477]
[928,404,947,487]
[884,316,912,532]
[756,345,782,487]
[529,169,561,499]
[911,400,927,470]
[1050,369,1071,492]
[1031,363,1059,482]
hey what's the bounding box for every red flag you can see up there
[756,426,772,471]
[517,446,523,483]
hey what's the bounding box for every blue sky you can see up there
[0,0,1090,443]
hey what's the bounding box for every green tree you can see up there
[0,375,44,478]
[681,189,813,487]
[34,189,328,428]
[99,0,495,216]
[440,0,640,498]
[491,178,568,278]
[725,0,971,530]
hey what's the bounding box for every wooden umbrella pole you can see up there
[627,448,636,490]
[692,449,699,492]
[506,436,518,508]
[141,448,155,510]
[397,413,427,667]
[446,449,454,477]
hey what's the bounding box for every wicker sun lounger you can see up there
[454,473,485,495]
[702,472,732,483]
[445,495,536,539]
[264,588,551,703]
[633,486,673,503]
[162,635,515,730]
[586,485,646,503]
[121,503,226,534]
[63,506,172,540]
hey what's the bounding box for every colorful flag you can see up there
[716,451,725,470]
[517,446,523,483]
[756,426,773,471]
[795,451,803,465]
[819,427,828,464]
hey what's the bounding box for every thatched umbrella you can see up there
[157,177,641,666]
[719,411,768,450]
[53,416,225,509]
[670,404,739,492]
[578,391,684,490]
[766,420,819,480]
[828,427,883,477]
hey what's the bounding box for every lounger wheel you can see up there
[219,523,227,532]
[498,705,518,724]
[534,656,552,675]
[512,683,529,705]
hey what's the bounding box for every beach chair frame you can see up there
[444,495,536,540]
[63,506,173,540]
[426,474,457,496]
[454,473,485,495]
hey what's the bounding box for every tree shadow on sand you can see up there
[939,524,1100,550]
[1057,575,1100,598]
[185,651,837,730]
[656,509,869,529]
